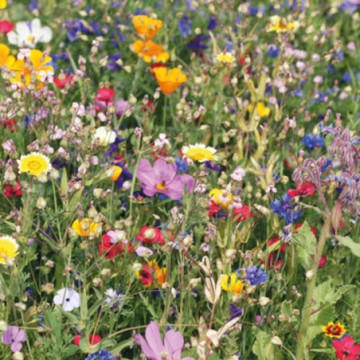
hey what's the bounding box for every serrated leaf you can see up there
[336,236,360,257]
[291,221,317,270]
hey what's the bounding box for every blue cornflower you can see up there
[267,44,279,57]
[294,88,303,97]
[208,16,218,30]
[248,5,258,15]
[301,134,325,150]
[106,53,123,71]
[85,350,114,360]
[270,194,302,225]
[321,158,333,172]
[187,35,210,54]
[178,16,192,38]
[175,157,189,172]
[245,266,268,286]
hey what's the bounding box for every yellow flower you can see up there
[152,67,187,95]
[321,322,346,338]
[182,143,217,162]
[217,52,235,64]
[248,102,270,118]
[72,218,99,237]
[209,188,232,208]
[0,236,18,264]
[17,152,51,177]
[0,44,15,68]
[133,15,162,39]
[9,49,54,89]
[131,40,169,63]
[268,16,298,33]
[0,0,6,9]
[221,273,244,295]
[109,166,123,182]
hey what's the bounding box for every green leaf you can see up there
[336,236,360,257]
[291,221,317,270]
[252,329,275,360]
[110,338,134,355]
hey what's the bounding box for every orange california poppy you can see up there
[133,15,162,40]
[131,40,169,63]
[152,67,187,95]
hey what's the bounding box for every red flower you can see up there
[4,181,22,197]
[2,118,18,132]
[287,182,316,197]
[136,226,165,245]
[0,20,14,33]
[319,256,327,268]
[263,237,286,269]
[284,159,292,170]
[268,237,287,253]
[140,265,154,286]
[74,334,101,346]
[233,205,253,222]
[332,336,360,360]
[54,74,74,89]
[207,201,220,217]
[95,88,115,103]
[98,233,133,259]
[331,220,344,233]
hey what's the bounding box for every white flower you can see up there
[8,19,52,48]
[154,133,169,149]
[231,167,246,181]
[93,127,116,146]
[53,288,80,312]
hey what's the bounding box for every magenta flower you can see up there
[1,326,26,352]
[136,159,195,200]
[135,321,194,360]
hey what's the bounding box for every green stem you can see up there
[129,139,143,220]
[295,215,332,360]
[162,95,167,131]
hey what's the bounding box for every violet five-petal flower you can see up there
[135,321,195,360]
[136,159,195,200]
[1,326,27,352]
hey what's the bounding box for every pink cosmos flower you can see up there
[136,158,195,200]
[135,321,194,360]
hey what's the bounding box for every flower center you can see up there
[156,180,167,191]
[28,160,42,171]
[27,35,35,42]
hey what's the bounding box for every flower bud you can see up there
[271,336,282,346]
[36,197,47,209]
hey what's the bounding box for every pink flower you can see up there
[136,159,195,200]
[332,336,360,360]
[135,321,195,360]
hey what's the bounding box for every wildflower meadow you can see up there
[0,0,360,359]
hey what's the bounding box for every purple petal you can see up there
[136,159,158,188]
[134,334,159,360]
[14,329,26,342]
[145,321,165,355]
[152,159,177,183]
[164,330,184,359]
[1,330,13,345]
[11,341,23,352]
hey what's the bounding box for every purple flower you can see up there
[136,159,195,200]
[302,134,325,150]
[135,321,195,360]
[114,99,131,117]
[178,16,192,38]
[1,326,26,352]
[270,193,302,224]
[244,265,268,286]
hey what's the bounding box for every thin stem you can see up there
[162,95,167,131]
[295,215,332,360]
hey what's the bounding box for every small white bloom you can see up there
[8,19,52,48]
[53,288,80,312]
[231,167,246,181]
[93,127,116,146]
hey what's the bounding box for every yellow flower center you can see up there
[28,160,42,171]
[27,36,35,42]
[184,148,216,161]
[156,181,167,190]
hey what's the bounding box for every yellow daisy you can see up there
[321,322,346,338]
[221,273,244,295]
[72,218,99,237]
[182,143,217,162]
[17,152,51,177]
[268,16,298,33]
[209,188,232,208]
[0,236,19,264]
[217,52,235,64]
[248,102,270,118]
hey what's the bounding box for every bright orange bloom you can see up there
[153,67,187,95]
[131,40,169,63]
[0,44,15,68]
[133,15,162,39]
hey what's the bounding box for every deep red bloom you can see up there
[319,256,327,268]
[4,181,22,197]
[287,182,316,197]
[140,265,154,286]
[332,336,360,360]
[0,20,14,33]
[284,159,292,170]
[54,74,74,89]
[294,223,317,237]
[136,226,165,245]
[233,205,253,222]
[98,234,133,259]
[2,118,18,132]
[74,334,101,346]
[263,237,287,269]
[207,201,221,217]
[95,88,115,103]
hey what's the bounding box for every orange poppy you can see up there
[152,67,187,95]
